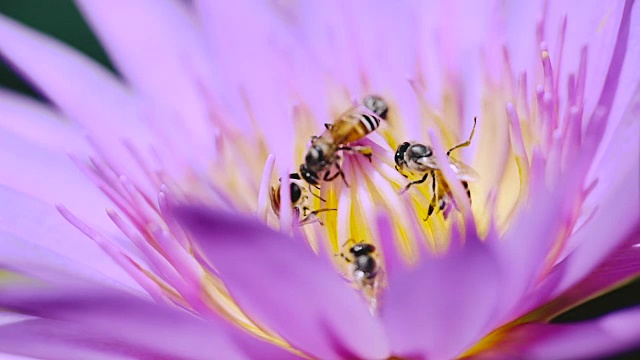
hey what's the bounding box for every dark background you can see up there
[0,1,638,358]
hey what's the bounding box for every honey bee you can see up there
[339,239,383,313]
[269,173,335,226]
[299,95,388,188]
[395,118,479,219]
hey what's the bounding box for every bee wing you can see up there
[414,155,440,169]
[447,157,480,182]
[297,213,321,226]
[415,156,480,181]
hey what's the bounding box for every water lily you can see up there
[0,0,638,359]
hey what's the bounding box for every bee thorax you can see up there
[354,255,377,279]
[407,144,432,159]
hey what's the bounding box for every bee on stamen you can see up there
[269,173,335,226]
[338,239,384,313]
[299,95,388,193]
[394,117,479,220]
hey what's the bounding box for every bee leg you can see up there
[395,165,409,178]
[301,206,310,217]
[324,164,349,187]
[447,116,477,156]
[323,169,340,181]
[304,208,336,227]
[399,173,429,195]
[337,165,350,186]
[423,173,438,221]
[310,208,337,216]
[424,194,438,221]
[462,181,472,204]
[324,123,334,130]
[338,145,373,162]
[297,205,311,223]
[424,204,435,221]
[307,184,326,202]
[298,214,322,226]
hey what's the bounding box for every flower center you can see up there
[56,6,601,354]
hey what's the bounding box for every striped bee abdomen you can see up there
[359,113,381,134]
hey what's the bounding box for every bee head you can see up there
[289,182,302,204]
[299,164,320,185]
[363,95,388,120]
[395,142,411,167]
[350,243,376,257]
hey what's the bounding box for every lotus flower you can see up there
[0,1,639,359]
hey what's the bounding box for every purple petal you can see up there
[0,89,90,153]
[535,227,640,321]
[76,0,216,162]
[172,205,390,359]
[0,13,152,187]
[0,89,122,235]
[375,212,406,279]
[557,1,627,115]
[578,83,640,253]
[491,151,586,320]
[0,108,117,230]
[548,89,640,299]
[195,1,302,170]
[584,0,635,137]
[483,306,640,360]
[589,0,640,155]
[0,281,298,360]
[0,186,138,290]
[0,320,132,360]
[381,226,501,359]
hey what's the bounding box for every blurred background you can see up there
[0,2,638,358]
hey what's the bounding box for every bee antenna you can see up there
[341,238,355,247]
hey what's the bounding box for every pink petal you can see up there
[0,186,138,290]
[565,83,640,260]
[381,226,502,359]
[536,228,640,321]
[502,0,539,76]
[482,306,640,360]
[548,85,640,299]
[0,93,119,230]
[0,282,288,360]
[375,212,406,279]
[0,14,152,186]
[0,89,90,153]
[76,0,216,163]
[492,152,586,320]
[172,205,390,360]
[0,321,123,360]
[587,0,640,156]
[584,0,635,137]
[550,172,639,298]
[196,1,305,170]
[505,0,627,120]
[552,1,626,115]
